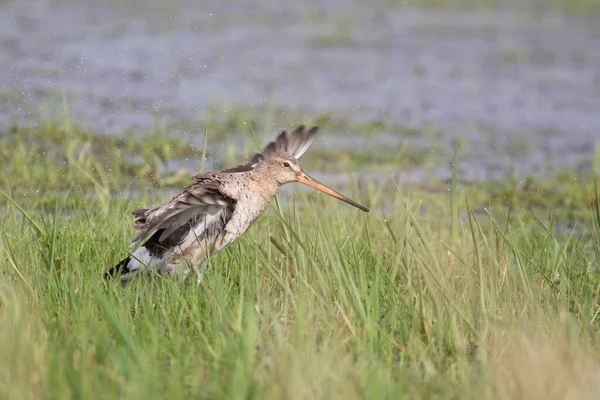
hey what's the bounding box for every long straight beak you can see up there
[295,173,370,212]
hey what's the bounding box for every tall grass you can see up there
[1,117,599,398]
[1,159,599,398]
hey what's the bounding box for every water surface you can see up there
[1,0,598,181]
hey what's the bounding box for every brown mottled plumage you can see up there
[106,126,369,283]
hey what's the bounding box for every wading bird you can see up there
[105,126,369,283]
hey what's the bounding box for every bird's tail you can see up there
[104,256,132,280]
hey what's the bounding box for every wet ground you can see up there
[0,0,599,182]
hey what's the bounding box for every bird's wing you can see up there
[261,125,318,160]
[194,125,318,178]
[220,155,262,173]
[129,185,235,247]
[228,125,318,172]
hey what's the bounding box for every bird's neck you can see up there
[252,174,281,201]
[248,170,282,202]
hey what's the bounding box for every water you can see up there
[0,0,599,180]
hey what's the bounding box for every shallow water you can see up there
[0,0,598,181]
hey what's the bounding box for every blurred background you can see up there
[1,0,599,185]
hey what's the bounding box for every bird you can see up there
[105,125,369,283]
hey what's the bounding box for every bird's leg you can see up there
[165,260,192,281]
[193,262,207,286]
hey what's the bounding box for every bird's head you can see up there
[252,135,369,213]
[255,152,304,185]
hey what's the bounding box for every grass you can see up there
[1,120,600,399]
[0,113,443,210]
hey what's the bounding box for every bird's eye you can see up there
[283,162,290,168]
